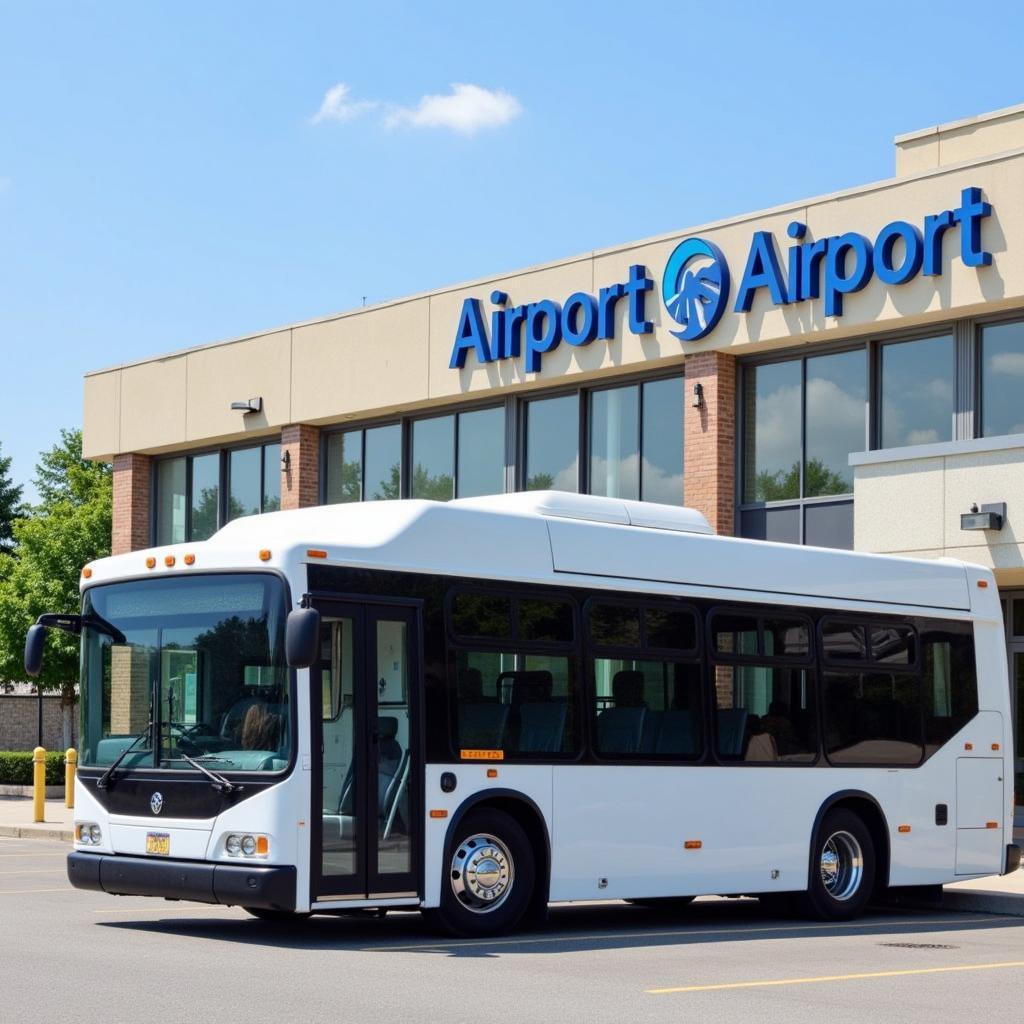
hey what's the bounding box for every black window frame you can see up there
[151,437,282,546]
[707,606,815,667]
[584,595,705,764]
[818,615,920,672]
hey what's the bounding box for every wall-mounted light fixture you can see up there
[691,382,704,410]
[230,397,262,414]
[281,449,291,472]
[961,502,1005,531]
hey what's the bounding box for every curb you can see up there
[0,824,73,841]
[941,888,1024,917]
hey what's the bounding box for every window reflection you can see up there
[981,320,1024,437]
[805,350,865,496]
[589,386,640,500]
[229,447,261,520]
[525,394,579,492]
[880,335,953,448]
[262,445,281,512]
[364,425,401,500]
[743,361,802,502]
[325,430,363,504]
[190,453,220,541]
[641,377,684,505]
[457,407,505,498]
[156,458,186,545]
[411,416,455,500]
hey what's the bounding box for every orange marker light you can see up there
[164,555,176,567]
[429,809,449,819]
[684,840,702,850]
[81,567,92,579]
[306,549,327,559]
[898,825,912,834]
[965,742,974,751]
[486,768,498,779]
[986,821,999,830]
[256,836,269,855]
[145,557,156,569]
[183,553,195,566]
[978,580,989,588]
[258,549,272,562]
[992,743,1000,751]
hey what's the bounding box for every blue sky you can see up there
[1,0,1023,497]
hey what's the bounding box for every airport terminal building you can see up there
[83,103,1024,771]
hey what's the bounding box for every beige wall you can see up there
[84,110,1024,460]
[853,437,1024,583]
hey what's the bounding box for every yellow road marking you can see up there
[362,916,1018,953]
[648,960,1024,994]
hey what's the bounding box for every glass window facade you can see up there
[743,349,866,504]
[321,376,683,506]
[154,440,281,545]
[880,334,954,448]
[981,320,1024,437]
[525,393,579,492]
[587,378,684,504]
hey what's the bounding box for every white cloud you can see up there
[310,82,377,124]
[384,83,522,135]
[990,351,1024,377]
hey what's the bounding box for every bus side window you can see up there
[921,624,978,751]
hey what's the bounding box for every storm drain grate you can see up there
[878,942,959,950]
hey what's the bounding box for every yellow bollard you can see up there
[32,746,46,823]
[65,748,77,810]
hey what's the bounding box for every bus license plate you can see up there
[146,832,170,856]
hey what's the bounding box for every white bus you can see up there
[30,491,1019,936]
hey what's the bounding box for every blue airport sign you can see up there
[449,186,992,371]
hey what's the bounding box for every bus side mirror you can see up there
[24,624,46,677]
[286,607,321,669]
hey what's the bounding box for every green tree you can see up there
[0,441,24,556]
[753,458,850,503]
[0,430,112,747]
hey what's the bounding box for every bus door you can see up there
[310,601,421,903]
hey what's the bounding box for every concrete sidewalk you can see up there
[0,797,74,840]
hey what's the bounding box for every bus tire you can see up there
[800,808,875,921]
[243,907,311,923]
[425,808,535,937]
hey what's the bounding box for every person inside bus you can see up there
[240,703,280,752]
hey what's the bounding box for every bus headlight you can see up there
[225,833,268,857]
[76,822,101,845]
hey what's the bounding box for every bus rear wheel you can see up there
[424,808,535,937]
[799,808,875,921]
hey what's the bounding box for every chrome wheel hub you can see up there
[450,833,514,914]
[819,829,864,902]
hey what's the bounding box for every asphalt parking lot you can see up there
[5,836,1024,1024]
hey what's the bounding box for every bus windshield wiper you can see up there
[96,722,153,790]
[166,751,241,794]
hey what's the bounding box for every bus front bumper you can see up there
[67,852,297,911]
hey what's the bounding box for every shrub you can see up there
[0,750,67,786]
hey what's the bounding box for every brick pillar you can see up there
[109,646,151,734]
[281,424,320,510]
[683,350,736,536]
[112,453,152,554]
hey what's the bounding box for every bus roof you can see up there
[83,491,985,614]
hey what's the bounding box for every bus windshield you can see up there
[79,573,291,772]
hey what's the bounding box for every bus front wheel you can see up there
[424,808,535,937]
[800,808,875,920]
